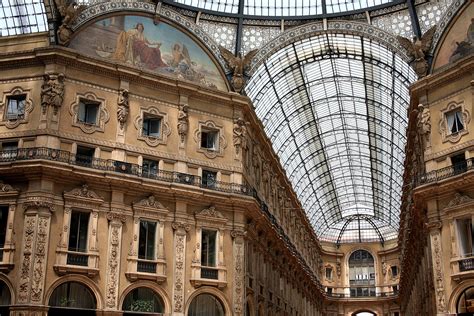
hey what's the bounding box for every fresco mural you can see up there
[433,3,474,70]
[70,15,227,91]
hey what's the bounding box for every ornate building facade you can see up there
[0,0,472,315]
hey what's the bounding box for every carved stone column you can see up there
[232,230,246,316]
[172,221,190,316]
[428,221,448,315]
[104,212,126,312]
[13,198,54,316]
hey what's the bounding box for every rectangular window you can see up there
[201,229,217,267]
[201,170,217,188]
[200,130,218,150]
[446,109,464,134]
[451,153,467,174]
[457,218,474,257]
[68,211,89,252]
[325,267,332,279]
[391,265,398,277]
[78,99,99,125]
[138,220,156,260]
[143,115,161,137]
[75,146,94,167]
[326,287,332,295]
[142,159,159,177]
[0,206,8,261]
[6,95,26,120]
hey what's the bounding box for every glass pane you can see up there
[68,211,89,252]
[49,282,96,309]
[201,230,217,267]
[139,220,156,260]
[122,287,164,312]
[188,294,224,316]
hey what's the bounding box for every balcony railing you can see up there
[66,252,88,266]
[0,147,253,196]
[417,158,474,186]
[137,260,157,273]
[459,257,474,272]
[326,286,398,299]
[201,267,219,280]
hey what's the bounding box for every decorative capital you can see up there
[23,198,55,213]
[426,220,442,232]
[172,221,190,232]
[231,230,246,239]
[107,212,126,223]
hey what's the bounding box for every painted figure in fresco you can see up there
[171,43,192,68]
[113,23,167,69]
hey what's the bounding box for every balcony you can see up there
[125,258,166,283]
[417,158,474,186]
[0,147,253,196]
[451,255,474,281]
[325,286,398,300]
[190,264,227,288]
[54,250,99,277]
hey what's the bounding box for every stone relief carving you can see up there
[105,213,125,309]
[219,46,258,93]
[232,230,245,315]
[233,117,249,155]
[446,192,474,208]
[177,103,189,144]
[195,205,225,219]
[55,0,87,45]
[0,180,16,192]
[30,216,49,302]
[116,88,129,130]
[417,104,431,149]
[134,195,165,209]
[65,184,103,200]
[430,228,447,313]
[41,73,65,115]
[396,26,437,77]
[18,215,35,303]
[134,106,171,147]
[0,86,34,129]
[172,222,189,313]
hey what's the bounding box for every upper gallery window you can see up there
[446,109,465,135]
[142,115,162,138]
[75,146,95,167]
[456,218,474,258]
[201,170,217,188]
[78,99,100,125]
[201,229,217,267]
[325,267,333,280]
[201,129,218,150]
[142,159,159,177]
[391,265,398,277]
[5,95,26,120]
[138,220,157,261]
[67,210,90,266]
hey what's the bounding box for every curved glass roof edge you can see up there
[164,0,406,20]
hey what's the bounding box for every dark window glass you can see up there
[138,221,156,260]
[143,115,161,137]
[142,159,158,177]
[68,211,89,252]
[2,142,18,151]
[188,293,224,316]
[325,267,332,279]
[451,153,467,174]
[391,265,398,277]
[6,95,26,120]
[202,170,217,188]
[201,130,218,149]
[0,206,8,261]
[49,282,96,309]
[78,100,99,125]
[201,229,217,267]
[122,287,164,313]
[76,146,94,167]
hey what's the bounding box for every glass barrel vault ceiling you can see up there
[0,0,47,37]
[246,33,417,243]
[171,0,396,16]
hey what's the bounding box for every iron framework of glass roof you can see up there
[246,33,417,243]
[0,0,47,37]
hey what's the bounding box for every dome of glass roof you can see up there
[170,0,398,16]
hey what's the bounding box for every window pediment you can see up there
[133,195,169,220]
[195,205,227,226]
[64,184,104,208]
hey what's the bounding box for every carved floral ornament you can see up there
[445,192,474,209]
[133,106,171,147]
[0,180,18,193]
[195,205,227,226]
[0,86,34,129]
[193,120,227,159]
[132,195,169,219]
[438,101,470,143]
[69,91,109,134]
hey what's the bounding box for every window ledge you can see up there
[190,265,227,289]
[0,262,14,272]
[190,277,227,289]
[125,271,166,283]
[53,264,99,277]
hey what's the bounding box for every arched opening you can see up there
[349,249,376,297]
[0,280,11,316]
[48,281,97,316]
[457,286,474,315]
[352,312,376,316]
[188,293,225,316]
[122,287,165,315]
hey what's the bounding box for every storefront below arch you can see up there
[48,281,97,316]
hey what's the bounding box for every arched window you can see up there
[188,293,224,316]
[349,250,375,297]
[49,281,96,316]
[457,286,474,315]
[0,280,11,316]
[122,287,165,315]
